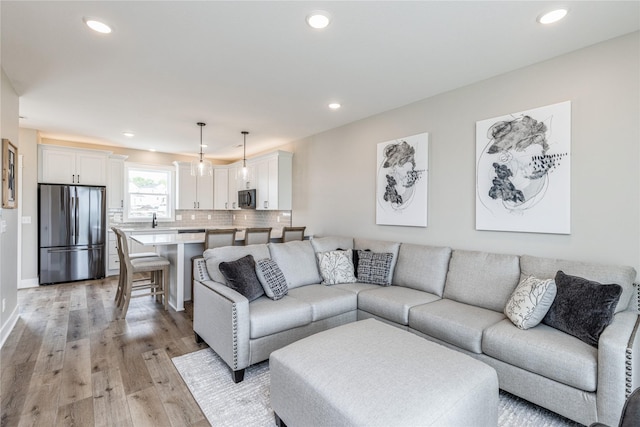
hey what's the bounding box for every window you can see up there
[124,163,174,222]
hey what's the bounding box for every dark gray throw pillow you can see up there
[219,255,265,302]
[542,270,622,347]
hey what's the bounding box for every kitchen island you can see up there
[130,232,204,311]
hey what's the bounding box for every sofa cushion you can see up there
[359,286,440,325]
[354,238,400,284]
[520,255,636,313]
[311,236,354,252]
[287,285,357,321]
[542,271,622,347]
[204,244,271,285]
[255,258,288,300]
[249,296,313,339]
[443,250,520,312]
[357,251,394,286]
[393,244,451,296]
[483,319,597,392]
[316,250,357,285]
[504,275,556,330]
[332,282,381,295]
[268,240,322,289]
[409,299,505,353]
[218,255,265,302]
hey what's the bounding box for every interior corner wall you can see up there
[291,32,640,274]
[19,128,38,285]
[1,67,20,345]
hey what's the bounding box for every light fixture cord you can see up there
[243,133,247,166]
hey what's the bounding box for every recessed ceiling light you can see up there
[83,17,112,34]
[328,103,341,110]
[122,131,135,138]
[537,9,568,25]
[148,148,156,152]
[306,11,331,29]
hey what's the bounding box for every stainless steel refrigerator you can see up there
[38,184,106,285]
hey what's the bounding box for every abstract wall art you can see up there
[376,132,428,227]
[2,139,17,209]
[476,101,571,234]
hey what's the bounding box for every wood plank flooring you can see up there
[1,277,210,426]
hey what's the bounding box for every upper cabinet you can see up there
[252,151,293,210]
[39,145,109,185]
[211,151,292,211]
[213,164,242,210]
[174,161,214,210]
[213,167,230,210]
[107,155,127,209]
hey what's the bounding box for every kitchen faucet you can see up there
[152,212,158,228]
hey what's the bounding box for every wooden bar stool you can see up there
[111,227,159,306]
[244,227,272,245]
[113,228,170,318]
[281,226,306,242]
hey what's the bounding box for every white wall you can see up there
[289,32,640,274]
[1,68,20,346]
[19,128,39,286]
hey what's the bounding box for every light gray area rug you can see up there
[172,348,583,427]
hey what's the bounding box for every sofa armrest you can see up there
[193,278,251,374]
[597,310,640,425]
[193,257,211,283]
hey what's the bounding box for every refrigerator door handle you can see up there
[47,247,92,253]
[75,195,80,245]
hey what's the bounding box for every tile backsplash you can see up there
[109,209,292,231]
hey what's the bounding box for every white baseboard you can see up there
[18,278,39,289]
[0,305,19,349]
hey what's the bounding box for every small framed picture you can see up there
[2,139,17,209]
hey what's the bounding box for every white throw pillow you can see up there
[316,250,357,285]
[505,275,557,330]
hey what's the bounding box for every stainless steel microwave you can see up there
[238,189,256,209]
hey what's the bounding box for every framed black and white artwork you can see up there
[476,101,571,234]
[376,132,428,227]
[2,138,17,209]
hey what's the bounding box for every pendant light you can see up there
[241,131,249,179]
[191,122,213,177]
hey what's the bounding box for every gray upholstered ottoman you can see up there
[270,318,498,427]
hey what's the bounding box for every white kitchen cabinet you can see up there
[227,164,240,210]
[213,167,230,210]
[174,161,214,210]
[253,151,293,210]
[107,231,120,275]
[213,164,242,210]
[238,163,256,191]
[39,145,108,185]
[108,155,127,209]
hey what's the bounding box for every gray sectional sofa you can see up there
[192,236,640,426]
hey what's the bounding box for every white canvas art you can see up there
[476,101,571,234]
[376,132,428,227]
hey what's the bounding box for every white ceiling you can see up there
[2,1,639,161]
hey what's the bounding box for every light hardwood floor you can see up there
[1,276,210,426]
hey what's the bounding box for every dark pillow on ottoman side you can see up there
[219,255,265,302]
[542,270,622,347]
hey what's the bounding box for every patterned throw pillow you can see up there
[255,258,288,300]
[504,275,557,330]
[357,251,393,286]
[316,250,357,285]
